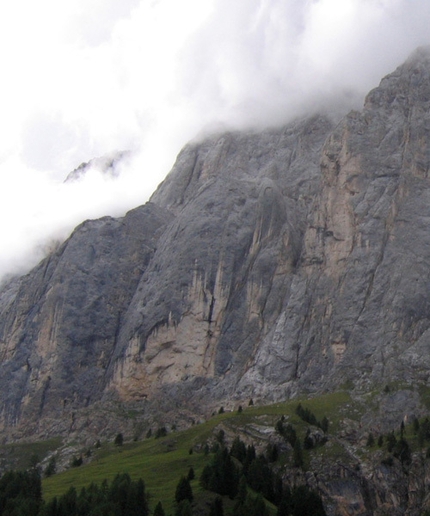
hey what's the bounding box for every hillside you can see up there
[1,389,429,515]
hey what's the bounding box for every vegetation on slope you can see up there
[3,385,430,514]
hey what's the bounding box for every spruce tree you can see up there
[209,496,224,516]
[154,501,166,516]
[114,433,124,446]
[293,439,304,468]
[175,476,193,504]
[175,499,192,516]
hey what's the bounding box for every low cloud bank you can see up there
[0,0,429,281]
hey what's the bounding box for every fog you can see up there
[1,0,430,281]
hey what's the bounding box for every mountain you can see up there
[64,150,131,182]
[2,47,430,444]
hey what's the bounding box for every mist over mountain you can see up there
[1,47,430,443]
[2,0,430,285]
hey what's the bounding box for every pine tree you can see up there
[187,467,195,481]
[175,476,193,504]
[44,456,57,478]
[293,439,304,468]
[175,499,192,516]
[114,433,124,446]
[154,501,166,516]
[413,417,420,435]
[291,485,326,516]
[321,416,329,433]
[209,496,224,516]
[277,486,292,516]
[230,436,247,463]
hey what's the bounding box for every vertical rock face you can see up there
[107,115,334,404]
[0,203,172,435]
[240,47,430,399]
[2,48,430,437]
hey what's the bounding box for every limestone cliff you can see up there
[2,48,430,443]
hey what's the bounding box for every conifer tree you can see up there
[175,476,193,504]
[175,499,193,516]
[293,439,304,468]
[209,496,224,516]
[154,501,166,516]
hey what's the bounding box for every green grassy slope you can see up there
[41,391,352,513]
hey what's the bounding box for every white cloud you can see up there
[1,0,430,281]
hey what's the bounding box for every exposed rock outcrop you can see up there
[2,48,430,444]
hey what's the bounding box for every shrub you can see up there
[114,433,124,446]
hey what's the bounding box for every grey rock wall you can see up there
[1,48,430,439]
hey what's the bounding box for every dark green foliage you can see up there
[154,501,166,516]
[377,435,384,447]
[0,469,42,516]
[247,455,275,502]
[146,429,153,439]
[266,442,279,462]
[218,407,224,414]
[200,448,239,498]
[71,455,83,467]
[304,429,314,450]
[251,493,267,516]
[233,491,267,516]
[275,419,297,447]
[418,418,430,447]
[277,486,292,516]
[320,416,329,433]
[187,467,195,481]
[295,403,317,426]
[155,427,168,439]
[41,473,148,516]
[248,399,254,406]
[114,433,124,446]
[366,433,375,447]
[413,417,420,435]
[56,486,77,516]
[29,454,40,470]
[44,456,57,478]
[273,474,284,506]
[209,496,224,516]
[238,405,243,414]
[235,475,247,507]
[216,429,225,444]
[230,437,247,463]
[293,439,304,468]
[295,403,328,432]
[381,456,394,467]
[393,438,411,466]
[175,499,192,516]
[290,485,326,516]
[175,476,193,504]
[242,445,256,476]
[386,432,397,452]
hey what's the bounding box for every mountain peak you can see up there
[1,50,430,447]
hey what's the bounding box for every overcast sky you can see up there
[1,0,430,281]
